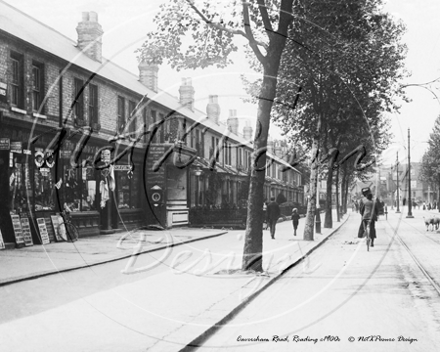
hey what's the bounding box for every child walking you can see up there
[291,208,300,236]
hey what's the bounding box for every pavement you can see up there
[0,226,228,286]
[0,209,351,352]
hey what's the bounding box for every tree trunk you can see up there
[336,166,340,221]
[303,139,319,241]
[242,57,285,271]
[324,162,334,228]
[241,0,295,271]
[340,165,347,213]
[342,173,348,213]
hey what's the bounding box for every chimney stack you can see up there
[179,78,195,110]
[206,95,220,124]
[139,61,159,92]
[243,120,253,141]
[76,12,103,62]
[267,139,274,154]
[274,141,282,156]
[227,109,239,135]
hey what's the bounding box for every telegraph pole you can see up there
[396,152,400,213]
[390,165,394,210]
[407,129,414,218]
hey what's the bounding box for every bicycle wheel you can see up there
[65,223,79,242]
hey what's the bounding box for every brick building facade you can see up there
[0,1,303,246]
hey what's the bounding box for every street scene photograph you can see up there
[1,0,440,351]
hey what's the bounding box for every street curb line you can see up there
[179,213,351,352]
[0,231,228,287]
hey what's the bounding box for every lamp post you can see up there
[390,165,394,210]
[406,128,414,218]
[195,166,202,207]
[396,152,400,213]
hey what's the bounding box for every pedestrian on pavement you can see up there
[291,208,300,236]
[358,187,379,247]
[266,197,280,239]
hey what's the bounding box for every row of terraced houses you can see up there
[0,1,304,245]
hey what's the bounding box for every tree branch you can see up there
[185,0,268,54]
[242,1,267,65]
[257,0,274,38]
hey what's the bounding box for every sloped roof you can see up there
[0,0,300,174]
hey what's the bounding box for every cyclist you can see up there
[357,187,379,247]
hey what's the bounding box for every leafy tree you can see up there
[253,0,406,237]
[420,115,440,206]
[137,0,296,271]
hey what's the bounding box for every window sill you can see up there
[32,112,47,119]
[11,106,27,115]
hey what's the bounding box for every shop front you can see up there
[145,142,196,228]
[0,115,147,246]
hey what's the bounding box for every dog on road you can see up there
[423,217,440,231]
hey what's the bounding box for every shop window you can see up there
[10,51,24,108]
[32,62,45,113]
[74,78,84,123]
[63,161,97,212]
[9,156,31,214]
[117,96,125,132]
[34,150,55,211]
[89,84,99,127]
[116,166,140,209]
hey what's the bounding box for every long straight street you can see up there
[2,209,440,351]
[0,212,342,351]
[193,209,440,352]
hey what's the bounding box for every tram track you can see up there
[385,216,440,297]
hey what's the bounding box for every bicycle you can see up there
[58,210,79,242]
[362,219,371,251]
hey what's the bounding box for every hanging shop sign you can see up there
[10,142,22,154]
[40,168,50,177]
[0,138,10,150]
[45,152,55,168]
[113,165,132,171]
[35,151,44,168]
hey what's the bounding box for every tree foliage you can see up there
[420,115,440,200]
[244,0,407,235]
[138,0,296,271]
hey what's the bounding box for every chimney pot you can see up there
[206,94,220,124]
[227,110,239,135]
[243,119,253,140]
[179,77,195,110]
[139,61,159,92]
[76,11,104,62]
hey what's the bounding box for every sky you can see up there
[7,0,440,165]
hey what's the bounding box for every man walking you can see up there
[266,197,281,239]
